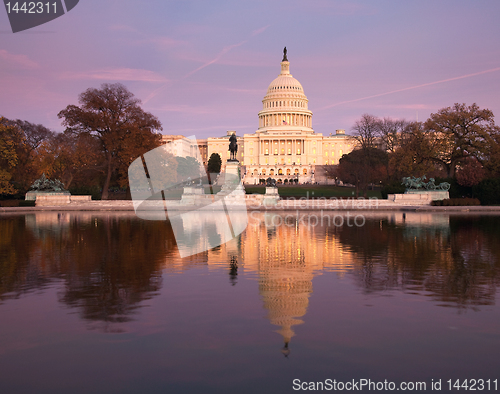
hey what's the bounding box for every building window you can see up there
[325,160,328,165]
[278,169,283,175]
[331,151,335,157]
[313,148,316,154]
[270,169,274,175]
[265,158,268,164]
[303,169,307,175]
[297,149,301,155]
[325,151,328,156]
[295,169,299,175]
[265,148,269,155]
[274,148,278,155]
[250,148,253,155]
[281,148,285,154]
[262,169,266,175]
[288,148,291,154]
[339,149,343,157]
[286,169,291,175]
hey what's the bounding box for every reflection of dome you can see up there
[260,275,313,344]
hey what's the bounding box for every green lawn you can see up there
[244,185,382,199]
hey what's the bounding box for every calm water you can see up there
[0,212,499,393]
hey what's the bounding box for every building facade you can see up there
[241,53,354,184]
[161,52,356,184]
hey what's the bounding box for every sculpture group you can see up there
[402,176,450,191]
[30,173,67,192]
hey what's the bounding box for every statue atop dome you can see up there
[282,46,288,62]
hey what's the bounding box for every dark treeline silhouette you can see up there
[0,213,177,330]
[330,104,500,201]
[333,215,500,309]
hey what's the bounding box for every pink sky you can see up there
[1,0,500,138]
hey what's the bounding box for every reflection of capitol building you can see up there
[161,50,356,183]
[197,212,358,351]
[242,213,353,349]
[167,211,468,351]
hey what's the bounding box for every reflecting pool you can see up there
[0,212,499,393]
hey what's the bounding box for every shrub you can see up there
[381,180,406,199]
[69,185,101,200]
[19,200,36,207]
[433,177,472,199]
[473,178,500,205]
[431,198,480,206]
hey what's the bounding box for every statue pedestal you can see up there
[180,186,205,205]
[217,161,246,205]
[34,194,71,206]
[406,190,449,200]
[263,186,280,206]
[25,191,71,201]
[387,190,450,205]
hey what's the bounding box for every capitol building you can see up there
[162,50,355,184]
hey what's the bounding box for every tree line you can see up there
[334,103,500,200]
[2,81,500,201]
[1,83,163,200]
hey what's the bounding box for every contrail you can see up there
[317,66,500,111]
[182,41,248,79]
[143,25,270,104]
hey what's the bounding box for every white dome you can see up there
[266,75,305,95]
[258,55,313,131]
[263,60,307,99]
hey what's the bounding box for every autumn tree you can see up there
[351,114,380,149]
[377,117,409,153]
[40,131,104,189]
[424,103,499,178]
[0,117,54,192]
[0,119,20,195]
[388,122,438,180]
[337,148,388,197]
[58,83,162,199]
[456,157,485,187]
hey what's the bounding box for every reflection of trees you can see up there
[0,216,48,300]
[57,216,173,328]
[0,214,176,329]
[0,215,62,301]
[439,216,500,308]
[335,215,500,309]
